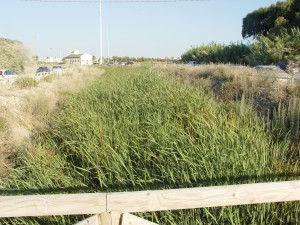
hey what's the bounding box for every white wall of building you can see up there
[80,53,93,65]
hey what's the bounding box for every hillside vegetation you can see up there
[2,66,300,224]
[0,38,32,74]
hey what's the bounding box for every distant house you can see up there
[63,50,93,66]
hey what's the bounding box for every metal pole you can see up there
[99,0,103,65]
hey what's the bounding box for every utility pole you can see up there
[99,0,103,65]
[107,28,110,63]
[32,33,37,63]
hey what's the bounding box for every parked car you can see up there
[125,61,134,66]
[107,61,115,66]
[0,69,17,79]
[36,67,50,73]
[275,62,288,71]
[254,65,291,82]
[118,62,126,66]
[36,67,50,76]
[229,64,247,69]
[295,72,300,80]
[188,61,198,66]
[35,67,51,79]
[0,69,18,85]
[276,62,299,74]
[52,65,64,74]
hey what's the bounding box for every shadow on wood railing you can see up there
[1,172,299,196]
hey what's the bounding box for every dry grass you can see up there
[0,66,104,176]
[161,64,293,116]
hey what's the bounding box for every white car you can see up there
[0,69,18,85]
[254,65,291,81]
[52,66,65,74]
[188,61,198,66]
[0,69,17,78]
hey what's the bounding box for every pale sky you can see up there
[1,0,280,59]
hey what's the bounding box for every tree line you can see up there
[182,0,300,67]
[107,56,178,63]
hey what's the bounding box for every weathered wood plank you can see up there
[122,213,158,225]
[110,211,122,225]
[74,215,100,225]
[107,180,300,213]
[0,193,106,218]
[77,212,121,225]
[1,180,300,219]
[99,212,111,225]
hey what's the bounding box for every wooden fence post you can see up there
[99,212,122,225]
[75,212,157,225]
[99,212,111,225]
[110,211,122,225]
[74,215,100,225]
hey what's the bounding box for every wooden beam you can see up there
[122,213,158,225]
[74,215,100,225]
[107,180,300,213]
[0,193,106,218]
[1,180,300,218]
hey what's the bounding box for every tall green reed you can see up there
[3,66,299,224]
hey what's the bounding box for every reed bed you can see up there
[2,65,300,224]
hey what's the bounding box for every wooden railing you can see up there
[1,180,300,224]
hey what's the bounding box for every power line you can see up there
[21,0,208,3]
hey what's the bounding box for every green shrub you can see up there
[181,42,251,65]
[247,28,300,66]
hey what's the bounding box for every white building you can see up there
[63,50,93,66]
